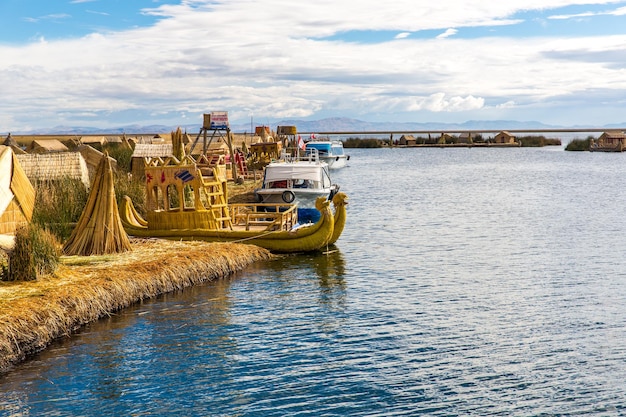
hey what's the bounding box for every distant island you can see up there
[5,117,625,137]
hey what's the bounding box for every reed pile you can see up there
[63,153,131,256]
[0,238,271,373]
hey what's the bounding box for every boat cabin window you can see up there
[268,179,319,189]
[331,145,344,155]
[183,184,195,210]
[269,180,288,188]
[306,145,330,156]
[167,184,180,211]
[293,179,313,188]
[151,185,165,211]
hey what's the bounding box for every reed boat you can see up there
[328,191,348,246]
[120,154,347,253]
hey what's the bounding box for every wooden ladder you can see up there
[234,151,249,177]
[201,168,233,230]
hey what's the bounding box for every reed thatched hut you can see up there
[106,136,123,145]
[2,134,26,155]
[458,132,473,144]
[494,131,516,144]
[80,136,107,149]
[130,143,173,179]
[26,139,69,154]
[0,146,35,235]
[596,131,626,151]
[399,135,416,146]
[16,152,91,189]
[78,144,118,180]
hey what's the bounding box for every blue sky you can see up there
[1,0,179,43]
[1,0,626,132]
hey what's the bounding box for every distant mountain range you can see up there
[10,117,626,135]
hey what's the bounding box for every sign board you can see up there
[210,111,229,130]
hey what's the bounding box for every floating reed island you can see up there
[0,124,345,373]
[0,238,271,374]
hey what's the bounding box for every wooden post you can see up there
[226,128,240,183]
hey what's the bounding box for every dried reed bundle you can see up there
[0,239,271,373]
[171,127,185,161]
[62,153,132,256]
[9,151,35,221]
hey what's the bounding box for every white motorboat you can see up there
[305,139,349,169]
[255,149,340,223]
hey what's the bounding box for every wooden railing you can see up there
[230,203,299,231]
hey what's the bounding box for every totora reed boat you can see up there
[120,154,347,253]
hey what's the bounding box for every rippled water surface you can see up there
[2,147,626,416]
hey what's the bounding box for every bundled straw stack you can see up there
[172,127,185,161]
[63,152,132,256]
[0,146,35,234]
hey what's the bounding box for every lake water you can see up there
[2,147,626,416]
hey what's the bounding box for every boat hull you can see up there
[321,155,348,169]
[254,188,335,223]
[305,140,349,170]
[120,196,344,253]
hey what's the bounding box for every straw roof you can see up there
[131,143,173,158]
[63,153,131,256]
[78,145,118,179]
[26,139,69,154]
[0,146,35,234]
[80,136,107,146]
[16,152,91,189]
[600,131,626,139]
[2,136,25,155]
[106,136,123,144]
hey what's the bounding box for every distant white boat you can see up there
[305,139,349,169]
[254,149,340,223]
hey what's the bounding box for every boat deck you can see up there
[230,203,299,232]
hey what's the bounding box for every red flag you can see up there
[298,135,306,150]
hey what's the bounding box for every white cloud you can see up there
[436,29,458,39]
[406,93,485,112]
[496,101,517,109]
[86,10,111,16]
[549,4,626,19]
[2,0,626,130]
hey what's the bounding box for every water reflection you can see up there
[246,248,347,311]
[6,149,626,415]
[0,250,351,415]
[314,248,347,309]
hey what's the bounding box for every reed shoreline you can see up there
[0,238,272,374]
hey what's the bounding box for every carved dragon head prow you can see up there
[332,192,348,207]
[315,196,331,212]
